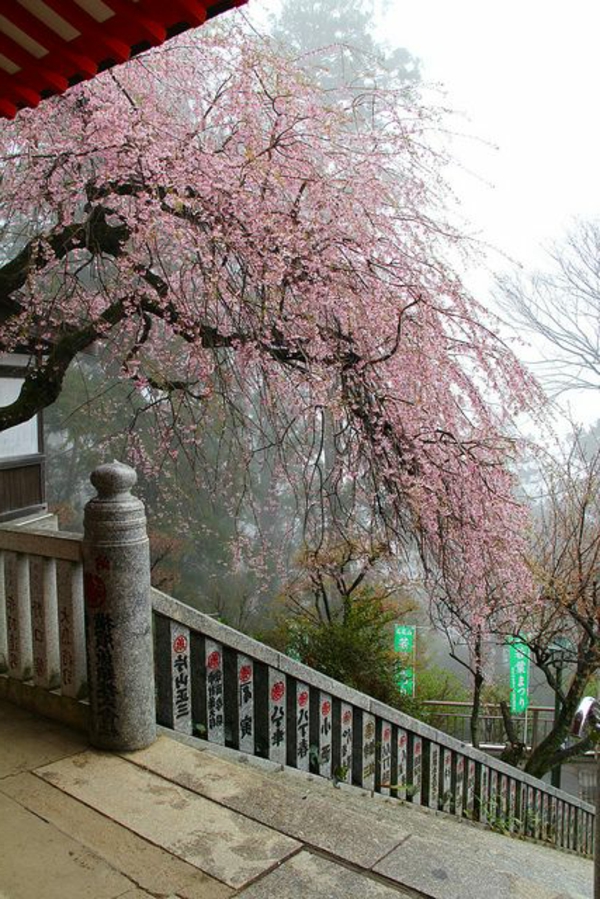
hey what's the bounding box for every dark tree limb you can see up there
[499,700,527,767]
[0,206,129,315]
[0,300,127,431]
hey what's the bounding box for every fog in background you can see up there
[247,0,600,425]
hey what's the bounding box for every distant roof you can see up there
[0,0,247,119]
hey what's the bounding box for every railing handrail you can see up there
[422,700,555,714]
[151,587,594,814]
[0,524,82,561]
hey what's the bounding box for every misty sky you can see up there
[377,1,600,277]
[376,1,600,423]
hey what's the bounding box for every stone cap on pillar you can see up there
[90,461,138,501]
[85,462,147,541]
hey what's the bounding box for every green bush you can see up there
[416,664,470,704]
[270,588,417,710]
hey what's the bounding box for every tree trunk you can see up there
[499,700,527,767]
[469,635,484,749]
[470,669,484,749]
[525,665,590,778]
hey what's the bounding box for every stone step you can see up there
[237,852,415,898]
[123,735,410,870]
[1,771,233,899]
[30,741,416,897]
[123,734,593,899]
[0,790,134,899]
[0,699,593,899]
[34,751,300,891]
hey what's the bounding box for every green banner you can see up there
[397,667,415,696]
[394,625,416,697]
[508,638,530,714]
[394,624,415,654]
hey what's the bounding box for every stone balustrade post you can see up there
[83,462,156,750]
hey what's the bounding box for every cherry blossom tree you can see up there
[428,536,528,748]
[503,432,600,776]
[0,19,540,612]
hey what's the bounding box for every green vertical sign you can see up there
[508,638,530,714]
[394,625,416,696]
[397,667,415,696]
[394,624,415,653]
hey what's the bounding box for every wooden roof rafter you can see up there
[0,0,247,119]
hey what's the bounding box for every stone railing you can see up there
[0,462,156,747]
[152,588,594,856]
[0,462,594,858]
[0,519,87,724]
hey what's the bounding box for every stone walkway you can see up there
[0,697,593,898]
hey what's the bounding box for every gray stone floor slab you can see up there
[164,728,283,774]
[35,751,300,889]
[374,833,591,899]
[0,791,132,899]
[129,737,594,899]
[0,697,594,899]
[0,771,233,899]
[237,851,414,898]
[107,891,156,899]
[0,697,86,778]
[261,760,594,898]
[126,736,408,868]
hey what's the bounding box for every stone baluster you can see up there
[83,462,156,751]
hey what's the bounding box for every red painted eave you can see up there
[0,0,247,119]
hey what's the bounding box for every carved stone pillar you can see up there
[83,462,156,750]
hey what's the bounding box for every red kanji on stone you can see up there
[271,680,285,702]
[321,700,331,717]
[207,650,221,670]
[173,634,188,654]
[298,690,309,707]
[384,727,391,741]
[343,709,352,724]
[239,664,252,684]
[84,572,106,610]
[95,555,110,572]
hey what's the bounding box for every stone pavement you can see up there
[0,697,593,898]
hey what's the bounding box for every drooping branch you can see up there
[0,300,127,431]
[0,206,129,314]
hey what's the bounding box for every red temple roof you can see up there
[0,0,247,119]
